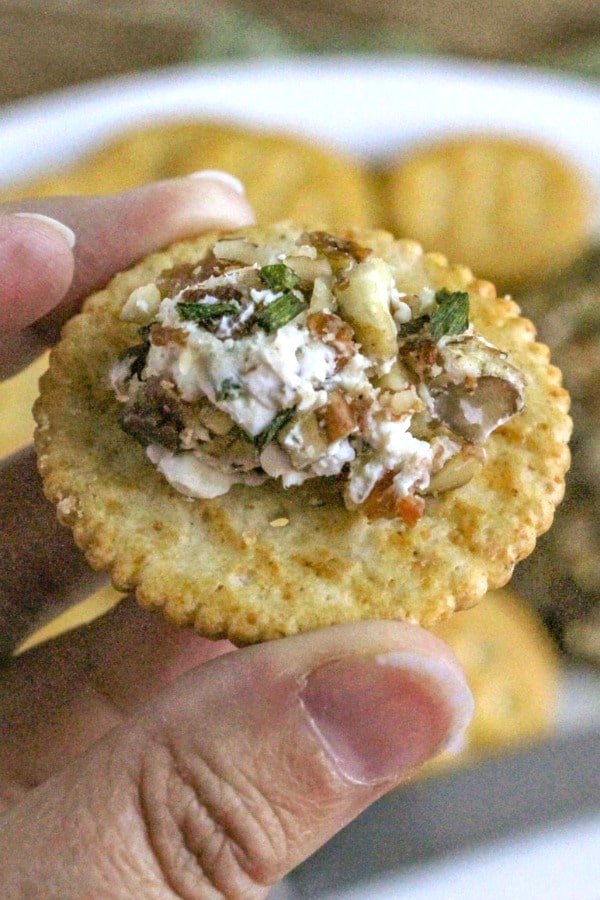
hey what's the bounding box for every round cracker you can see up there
[382,134,592,288]
[3,119,377,230]
[431,589,559,760]
[34,224,571,644]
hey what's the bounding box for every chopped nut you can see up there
[379,388,421,418]
[425,446,485,495]
[120,283,161,323]
[317,391,357,442]
[362,472,425,524]
[285,255,332,282]
[199,406,235,436]
[279,412,330,468]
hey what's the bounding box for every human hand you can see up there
[0,177,473,898]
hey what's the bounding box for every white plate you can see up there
[0,54,599,201]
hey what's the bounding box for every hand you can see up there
[0,176,473,898]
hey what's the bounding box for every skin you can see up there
[0,176,473,899]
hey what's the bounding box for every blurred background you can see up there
[0,1,599,897]
[1,0,600,104]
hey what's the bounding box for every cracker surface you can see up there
[34,224,571,644]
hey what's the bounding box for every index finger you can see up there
[0,172,254,377]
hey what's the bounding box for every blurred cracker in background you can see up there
[513,248,600,651]
[431,590,560,761]
[1,119,378,230]
[380,134,594,291]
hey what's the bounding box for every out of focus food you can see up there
[2,120,377,231]
[513,248,600,646]
[427,589,559,767]
[381,134,593,289]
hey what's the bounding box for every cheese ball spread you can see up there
[109,228,525,526]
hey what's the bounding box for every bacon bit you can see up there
[307,311,355,371]
[363,472,425,525]
[317,391,357,442]
[149,324,187,346]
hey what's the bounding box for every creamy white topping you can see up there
[110,229,525,523]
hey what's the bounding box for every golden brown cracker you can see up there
[382,134,592,288]
[34,224,571,645]
[3,120,377,230]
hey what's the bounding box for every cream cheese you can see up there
[110,229,525,523]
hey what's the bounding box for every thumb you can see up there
[1,621,473,897]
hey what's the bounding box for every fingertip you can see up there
[151,171,256,234]
[0,213,75,331]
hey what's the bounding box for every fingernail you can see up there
[300,652,474,785]
[12,213,76,248]
[188,169,246,195]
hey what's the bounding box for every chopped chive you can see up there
[254,293,307,333]
[430,289,469,341]
[177,300,240,322]
[259,263,300,292]
[216,378,243,402]
[254,407,295,452]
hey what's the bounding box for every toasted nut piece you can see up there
[309,276,336,312]
[318,391,357,442]
[376,359,411,391]
[120,283,161,323]
[279,412,329,468]
[379,387,423,418]
[212,238,260,265]
[426,446,485,495]
[336,258,398,361]
[286,255,332,282]
[199,406,235,436]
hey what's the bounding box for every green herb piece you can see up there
[259,263,300,292]
[430,289,469,341]
[216,378,243,402]
[254,407,295,452]
[254,293,307,333]
[177,300,240,322]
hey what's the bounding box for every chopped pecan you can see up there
[317,391,357,442]
[149,324,187,346]
[180,284,243,304]
[303,230,372,265]
[307,310,356,370]
[362,472,425,525]
[155,255,231,299]
[119,377,187,451]
[398,338,440,380]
